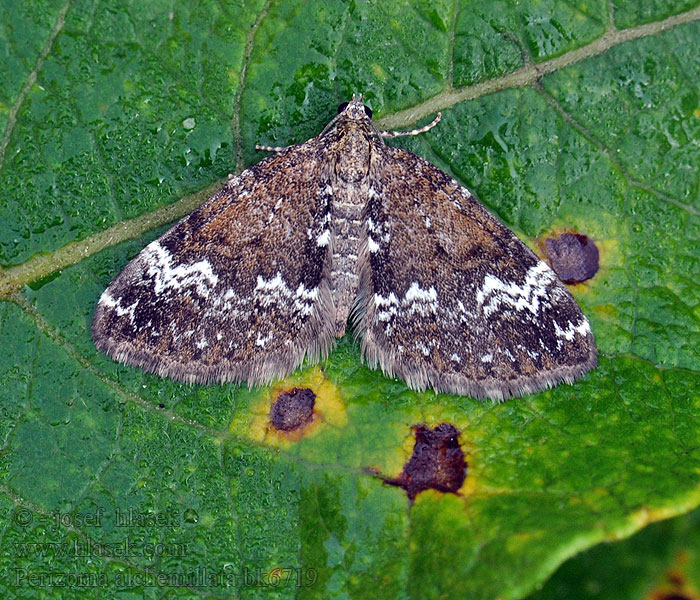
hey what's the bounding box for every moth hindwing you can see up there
[93,95,597,400]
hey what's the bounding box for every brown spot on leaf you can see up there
[648,567,700,600]
[666,569,686,588]
[544,232,599,284]
[384,423,467,501]
[270,387,316,431]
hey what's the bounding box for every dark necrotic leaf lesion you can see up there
[269,387,316,431]
[383,423,467,501]
[544,232,599,284]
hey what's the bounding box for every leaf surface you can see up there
[0,1,699,598]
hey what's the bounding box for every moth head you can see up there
[337,94,373,120]
[319,93,379,140]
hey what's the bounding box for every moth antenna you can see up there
[320,114,343,137]
[256,144,290,153]
[379,113,442,139]
[366,117,386,146]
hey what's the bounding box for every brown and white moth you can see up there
[92,95,597,400]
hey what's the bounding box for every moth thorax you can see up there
[334,128,372,184]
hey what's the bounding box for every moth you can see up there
[93,95,597,400]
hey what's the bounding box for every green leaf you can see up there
[528,504,700,600]
[0,1,699,598]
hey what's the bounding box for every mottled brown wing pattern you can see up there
[356,145,597,399]
[94,96,596,399]
[92,140,336,384]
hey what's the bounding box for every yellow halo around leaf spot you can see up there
[239,366,347,446]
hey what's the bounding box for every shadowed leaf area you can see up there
[530,506,700,600]
[0,0,698,598]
